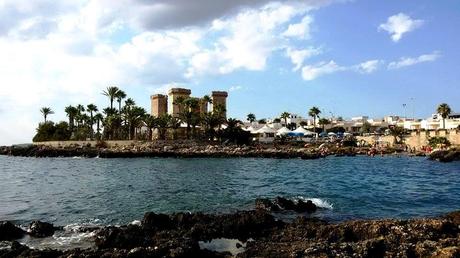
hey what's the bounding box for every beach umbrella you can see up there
[255,125,277,134]
[277,127,292,136]
[328,132,336,136]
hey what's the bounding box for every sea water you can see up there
[1,155,459,227]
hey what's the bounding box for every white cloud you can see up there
[301,61,346,80]
[283,15,313,39]
[379,13,423,42]
[229,85,243,92]
[355,59,382,74]
[187,2,306,77]
[0,0,342,144]
[286,47,322,71]
[388,51,441,69]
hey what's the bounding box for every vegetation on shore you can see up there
[33,86,251,144]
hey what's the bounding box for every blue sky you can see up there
[0,0,459,145]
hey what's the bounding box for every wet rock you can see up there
[295,199,317,213]
[255,198,280,212]
[95,224,147,249]
[429,149,460,162]
[0,221,25,241]
[142,212,173,232]
[256,197,317,213]
[28,221,55,238]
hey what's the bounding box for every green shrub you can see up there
[428,136,451,148]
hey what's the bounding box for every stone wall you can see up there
[357,130,460,149]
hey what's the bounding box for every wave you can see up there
[295,196,334,210]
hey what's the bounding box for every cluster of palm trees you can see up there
[38,86,232,141]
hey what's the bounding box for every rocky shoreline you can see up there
[0,142,422,160]
[1,198,459,257]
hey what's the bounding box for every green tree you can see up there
[389,126,405,144]
[437,103,451,129]
[144,115,158,141]
[247,113,256,123]
[168,116,181,140]
[157,114,171,140]
[40,107,54,123]
[115,90,127,114]
[308,107,321,133]
[280,112,290,127]
[86,104,98,139]
[177,97,200,139]
[64,105,78,131]
[318,118,331,132]
[360,121,372,134]
[102,86,120,109]
[94,113,104,139]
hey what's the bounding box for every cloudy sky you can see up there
[0,0,459,145]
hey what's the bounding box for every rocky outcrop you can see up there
[429,149,460,162]
[28,221,56,238]
[0,144,323,159]
[1,209,460,257]
[255,197,317,213]
[0,221,25,241]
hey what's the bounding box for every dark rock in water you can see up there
[95,224,147,249]
[273,197,297,210]
[255,198,280,212]
[28,221,55,238]
[429,149,460,162]
[142,212,173,231]
[295,199,317,213]
[0,222,25,241]
[256,197,317,213]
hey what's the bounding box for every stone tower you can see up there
[150,94,168,117]
[211,91,228,118]
[168,88,191,117]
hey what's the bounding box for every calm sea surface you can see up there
[1,155,459,226]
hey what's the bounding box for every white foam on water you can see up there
[296,196,334,210]
[199,238,252,256]
[130,220,141,226]
[19,221,101,251]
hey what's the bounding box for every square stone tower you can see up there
[168,88,191,117]
[211,91,228,118]
[150,94,168,117]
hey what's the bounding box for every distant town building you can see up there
[150,88,228,118]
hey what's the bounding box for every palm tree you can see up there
[318,118,330,132]
[102,86,120,109]
[94,113,104,139]
[308,107,321,133]
[280,112,290,127]
[437,103,452,129]
[157,114,171,140]
[40,107,54,123]
[178,98,200,139]
[115,90,127,114]
[144,115,158,141]
[247,113,256,123]
[64,105,78,130]
[169,116,181,140]
[201,95,212,113]
[87,104,98,139]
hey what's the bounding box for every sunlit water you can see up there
[1,155,459,228]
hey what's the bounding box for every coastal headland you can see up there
[1,197,459,257]
[1,140,408,159]
[2,140,459,161]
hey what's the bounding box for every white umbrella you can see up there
[256,125,277,134]
[328,132,336,136]
[293,127,316,135]
[276,127,292,136]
